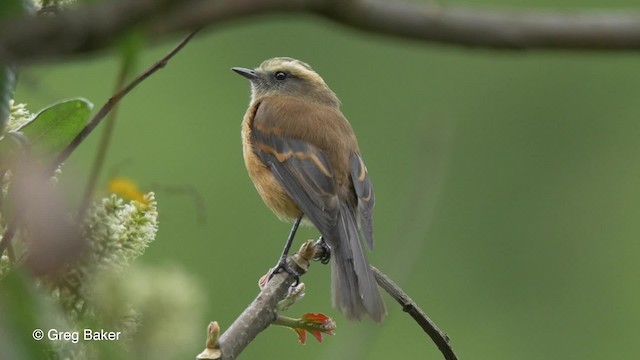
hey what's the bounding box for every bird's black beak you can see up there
[232,67,258,80]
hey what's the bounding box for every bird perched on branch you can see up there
[232,57,386,322]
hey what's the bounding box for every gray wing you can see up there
[251,109,340,237]
[350,153,375,250]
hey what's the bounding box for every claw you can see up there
[269,258,301,286]
[267,215,303,286]
[313,236,331,265]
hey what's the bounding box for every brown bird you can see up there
[232,57,386,322]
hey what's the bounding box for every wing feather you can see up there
[350,153,375,250]
[250,100,341,236]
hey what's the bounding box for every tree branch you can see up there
[200,240,316,360]
[2,0,640,64]
[371,266,458,360]
[203,244,459,360]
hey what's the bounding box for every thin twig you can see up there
[79,52,132,216]
[47,28,201,174]
[371,265,458,360]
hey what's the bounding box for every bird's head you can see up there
[232,57,340,106]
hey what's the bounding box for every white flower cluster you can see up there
[6,100,33,132]
[46,193,159,318]
[83,193,159,274]
[0,254,9,278]
[34,0,76,10]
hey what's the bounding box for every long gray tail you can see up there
[329,203,386,322]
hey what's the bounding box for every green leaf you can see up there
[19,98,93,160]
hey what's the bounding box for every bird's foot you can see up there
[313,236,331,264]
[268,256,301,286]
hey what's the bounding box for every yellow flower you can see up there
[108,177,148,206]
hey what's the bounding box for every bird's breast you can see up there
[241,112,302,220]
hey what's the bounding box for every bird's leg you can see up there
[269,215,303,282]
[313,236,331,264]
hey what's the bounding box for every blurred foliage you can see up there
[2,0,640,359]
[0,67,17,135]
[0,271,57,360]
[0,94,200,359]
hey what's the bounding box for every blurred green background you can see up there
[15,4,640,359]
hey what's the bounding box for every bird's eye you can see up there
[275,71,287,81]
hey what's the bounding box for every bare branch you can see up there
[208,240,316,360]
[372,266,458,360]
[329,1,640,51]
[201,245,458,360]
[214,270,298,360]
[2,0,640,64]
